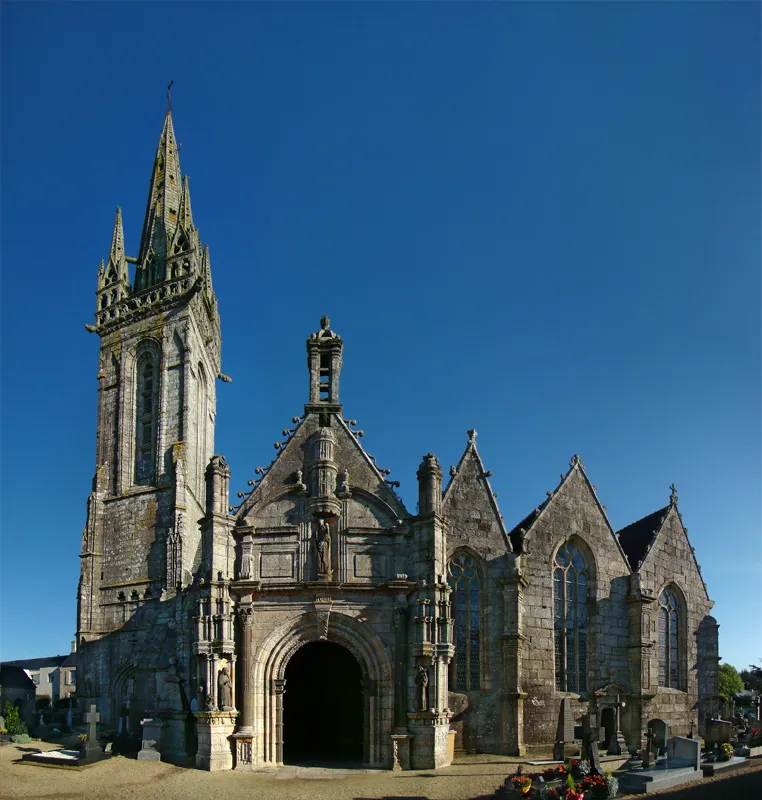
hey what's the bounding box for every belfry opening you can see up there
[282,641,364,765]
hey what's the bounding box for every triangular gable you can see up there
[234,411,410,523]
[630,501,710,602]
[442,430,512,552]
[507,455,631,569]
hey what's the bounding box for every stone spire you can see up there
[135,109,183,288]
[96,207,130,314]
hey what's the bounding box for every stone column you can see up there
[232,604,255,770]
[273,679,286,766]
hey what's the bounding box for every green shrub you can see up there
[3,702,28,736]
[11,733,32,744]
[35,696,51,711]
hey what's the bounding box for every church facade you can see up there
[76,110,720,771]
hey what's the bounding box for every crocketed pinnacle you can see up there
[100,207,129,289]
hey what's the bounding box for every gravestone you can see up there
[648,719,669,757]
[553,698,576,760]
[667,735,701,770]
[705,718,732,748]
[573,712,604,774]
[137,717,163,761]
[81,704,103,763]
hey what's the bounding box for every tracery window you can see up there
[134,349,159,484]
[658,587,680,688]
[553,541,588,692]
[448,552,481,691]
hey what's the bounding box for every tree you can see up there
[740,660,762,694]
[719,663,745,702]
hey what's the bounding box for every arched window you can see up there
[553,541,588,692]
[658,587,680,688]
[448,552,481,691]
[196,362,208,496]
[134,349,159,484]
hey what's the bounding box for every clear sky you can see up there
[1,2,759,673]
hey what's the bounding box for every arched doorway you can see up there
[283,640,363,765]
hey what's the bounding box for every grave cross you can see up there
[83,704,103,761]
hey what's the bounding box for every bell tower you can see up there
[77,107,222,722]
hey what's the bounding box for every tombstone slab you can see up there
[137,717,163,761]
[553,698,576,761]
[81,704,103,763]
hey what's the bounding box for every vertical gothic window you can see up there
[553,541,588,692]
[196,362,208,496]
[448,553,482,691]
[134,350,158,484]
[658,587,680,688]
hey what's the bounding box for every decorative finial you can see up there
[449,465,457,477]
[570,454,583,468]
[467,429,477,442]
[320,315,330,330]
[669,483,678,505]
[166,80,174,112]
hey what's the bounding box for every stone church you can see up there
[76,109,720,771]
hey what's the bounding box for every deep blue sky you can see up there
[1,2,759,672]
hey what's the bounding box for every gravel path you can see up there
[1,743,760,800]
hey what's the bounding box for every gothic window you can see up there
[134,349,159,484]
[553,541,588,693]
[196,362,208,496]
[448,552,482,691]
[658,586,680,688]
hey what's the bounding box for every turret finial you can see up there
[669,483,678,506]
[321,315,330,331]
[166,80,174,112]
[467,429,477,443]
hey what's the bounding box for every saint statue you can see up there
[314,518,331,575]
[217,666,233,711]
[416,665,429,711]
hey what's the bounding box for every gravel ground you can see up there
[1,742,760,800]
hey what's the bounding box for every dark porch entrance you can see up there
[283,640,364,765]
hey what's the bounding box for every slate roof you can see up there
[0,664,36,690]
[61,652,76,669]
[507,502,548,552]
[0,655,67,671]
[616,506,670,570]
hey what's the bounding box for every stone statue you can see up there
[314,519,331,575]
[217,666,233,711]
[337,469,350,496]
[416,666,429,711]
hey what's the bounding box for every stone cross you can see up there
[85,704,100,741]
[82,704,103,761]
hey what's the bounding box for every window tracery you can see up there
[448,552,482,691]
[553,541,588,692]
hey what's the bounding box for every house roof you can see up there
[0,655,68,671]
[0,664,36,690]
[616,506,670,570]
[61,652,76,668]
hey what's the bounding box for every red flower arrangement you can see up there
[511,774,533,794]
[579,774,607,798]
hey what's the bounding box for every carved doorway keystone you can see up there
[283,640,363,765]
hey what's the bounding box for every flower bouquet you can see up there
[511,774,533,794]
[718,742,734,762]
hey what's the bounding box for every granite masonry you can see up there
[75,109,720,771]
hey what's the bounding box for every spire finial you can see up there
[166,80,174,112]
[669,483,678,506]
[320,315,330,331]
[467,429,477,443]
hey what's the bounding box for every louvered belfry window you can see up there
[553,541,588,692]
[448,553,482,691]
[658,587,680,688]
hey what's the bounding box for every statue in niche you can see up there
[314,518,331,575]
[217,666,233,710]
[416,665,429,711]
